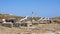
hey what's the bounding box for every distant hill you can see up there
[0,14,60,24]
[0,14,23,20]
[0,14,41,21]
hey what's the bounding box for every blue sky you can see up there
[0,0,60,18]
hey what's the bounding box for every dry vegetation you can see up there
[0,24,60,34]
[0,14,60,34]
[51,17,60,24]
[0,14,23,20]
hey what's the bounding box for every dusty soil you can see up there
[0,24,60,34]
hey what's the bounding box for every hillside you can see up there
[0,14,60,22]
[0,14,60,24]
[0,14,23,20]
[51,17,60,24]
[0,14,60,34]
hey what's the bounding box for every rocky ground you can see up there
[0,24,60,34]
[0,14,60,34]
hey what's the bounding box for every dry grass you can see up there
[0,24,60,34]
[0,14,60,34]
[0,14,23,21]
